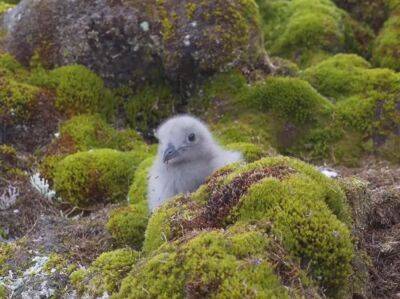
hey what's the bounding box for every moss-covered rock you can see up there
[372,4,400,71]
[0,55,62,151]
[258,0,373,67]
[106,205,148,249]
[70,248,139,297]
[246,76,333,124]
[0,75,41,124]
[53,149,149,207]
[3,0,270,86]
[127,157,154,205]
[40,114,148,183]
[303,53,398,100]
[47,65,115,117]
[159,0,267,81]
[142,156,354,295]
[301,54,400,163]
[106,157,154,249]
[58,114,146,152]
[117,228,306,298]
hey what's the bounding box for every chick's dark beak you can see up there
[163,143,179,163]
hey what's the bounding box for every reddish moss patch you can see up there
[183,166,296,231]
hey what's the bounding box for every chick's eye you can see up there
[188,133,196,142]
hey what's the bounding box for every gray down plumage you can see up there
[148,115,242,212]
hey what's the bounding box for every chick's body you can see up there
[148,115,242,211]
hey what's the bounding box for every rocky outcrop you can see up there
[2,0,269,86]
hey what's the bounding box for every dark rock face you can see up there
[2,0,268,86]
[3,0,163,86]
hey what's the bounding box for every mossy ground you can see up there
[1,0,399,297]
[70,248,139,297]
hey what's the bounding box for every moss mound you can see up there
[301,54,400,163]
[372,4,400,71]
[106,205,149,249]
[59,114,147,152]
[117,228,308,298]
[246,76,333,124]
[53,149,149,207]
[142,156,353,295]
[32,64,116,117]
[40,114,148,182]
[258,0,372,67]
[0,76,41,125]
[70,248,139,297]
[225,142,267,162]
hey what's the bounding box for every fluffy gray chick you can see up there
[148,115,242,212]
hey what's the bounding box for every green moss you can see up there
[225,142,267,162]
[0,243,13,276]
[142,197,181,254]
[0,76,40,124]
[60,114,147,152]
[0,284,7,299]
[299,54,400,163]
[117,229,291,298]
[124,83,176,134]
[0,227,7,239]
[35,65,116,117]
[188,71,276,150]
[127,157,154,205]
[0,1,14,13]
[106,205,148,249]
[143,156,353,295]
[53,149,149,207]
[188,71,248,114]
[233,159,353,292]
[0,54,26,79]
[372,7,400,71]
[246,76,333,124]
[259,0,372,67]
[40,114,148,183]
[43,253,68,273]
[70,248,139,297]
[302,54,398,100]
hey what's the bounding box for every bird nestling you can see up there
[148,115,243,212]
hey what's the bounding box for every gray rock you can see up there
[2,0,270,86]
